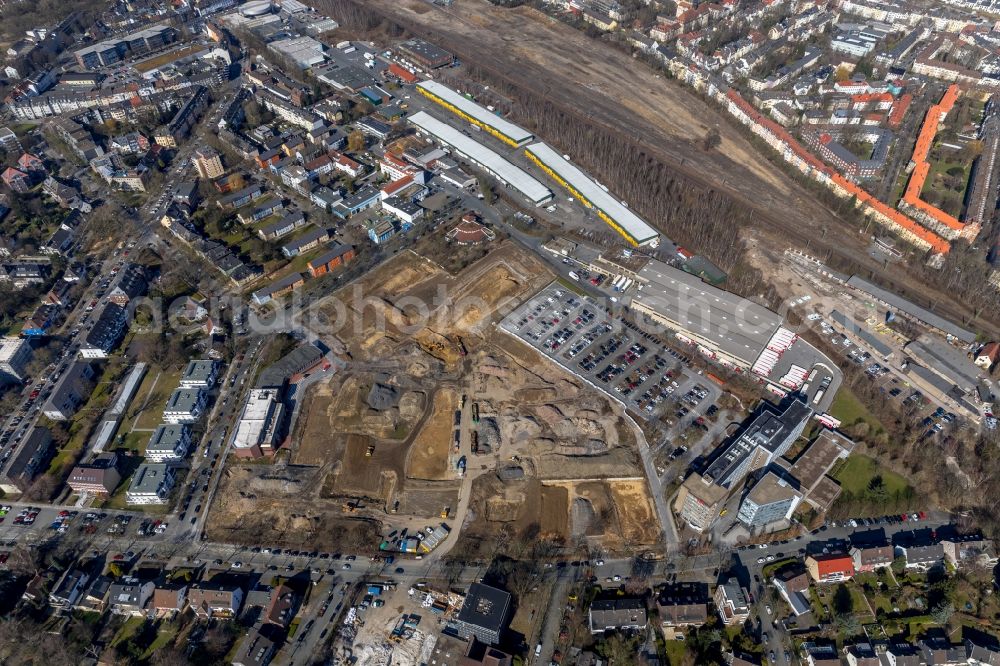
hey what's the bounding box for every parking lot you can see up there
[500,284,719,423]
[0,503,175,552]
[815,317,965,439]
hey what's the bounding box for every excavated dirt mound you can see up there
[407,387,459,481]
[367,383,400,410]
[571,497,597,537]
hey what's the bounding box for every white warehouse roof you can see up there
[525,142,659,247]
[408,111,552,205]
[416,80,534,146]
[632,261,782,366]
[270,36,326,67]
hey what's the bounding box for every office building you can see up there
[736,471,802,529]
[676,400,811,531]
[453,583,513,646]
[67,452,121,495]
[232,388,285,459]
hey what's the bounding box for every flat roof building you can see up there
[180,360,219,389]
[408,111,551,205]
[398,39,455,70]
[162,388,206,424]
[703,400,811,489]
[675,400,811,531]
[782,429,853,512]
[233,388,285,459]
[737,471,802,529]
[0,336,31,383]
[454,583,513,646]
[904,334,981,395]
[270,36,326,68]
[126,463,175,505]
[632,260,782,369]
[524,142,659,247]
[845,275,976,343]
[416,81,532,147]
[145,424,192,463]
[714,579,750,625]
[193,146,224,180]
[830,310,894,359]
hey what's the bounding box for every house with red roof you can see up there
[1,167,31,194]
[976,342,999,370]
[332,153,364,178]
[16,153,44,173]
[806,553,854,583]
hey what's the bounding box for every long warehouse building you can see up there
[408,111,553,206]
[525,142,660,248]
[416,80,534,148]
[845,275,976,344]
[632,260,782,368]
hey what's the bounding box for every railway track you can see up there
[374,2,863,253]
[312,0,998,334]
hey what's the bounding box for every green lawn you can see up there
[663,639,689,665]
[831,454,910,496]
[47,423,90,475]
[142,622,179,658]
[921,158,970,218]
[762,558,799,580]
[117,430,150,456]
[125,370,160,423]
[829,387,882,431]
[133,370,182,431]
[45,364,124,474]
[849,583,873,616]
[111,616,146,647]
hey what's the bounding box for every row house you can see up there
[109,578,155,617]
[257,210,308,241]
[237,199,284,226]
[251,272,305,306]
[850,544,894,572]
[281,227,330,258]
[109,132,151,155]
[806,553,854,583]
[307,244,355,277]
